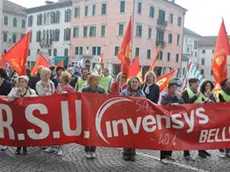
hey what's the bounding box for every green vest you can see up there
[77,78,87,91]
[219,90,230,102]
[186,87,202,104]
[99,75,112,92]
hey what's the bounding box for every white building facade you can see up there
[1,0,26,53]
[25,0,72,68]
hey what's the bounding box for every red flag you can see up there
[31,55,50,76]
[99,53,104,75]
[0,53,6,69]
[212,19,230,84]
[155,69,176,92]
[3,31,31,75]
[149,44,161,71]
[117,17,132,75]
[128,57,140,78]
[56,60,64,67]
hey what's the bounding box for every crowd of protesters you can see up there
[0,65,230,163]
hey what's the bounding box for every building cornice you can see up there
[25,1,72,14]
[3,10,26,17]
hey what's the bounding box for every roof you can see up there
[25,0,72,14]
[3,0,26,16]
[198,36,230,47]
[184,28,201,37]
[163,0,187,12]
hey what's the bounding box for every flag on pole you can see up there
[149,44,161,71]
[99,53,104,75]
[128,57,142,83]
[0,53,6,69]
[31,54,50,76]
[3,31,31,75]
[212,19,230,84]
[56,60,64,67]
[117,17,132,75]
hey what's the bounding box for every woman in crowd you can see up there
[141,71,160,104]
[36,67,56,96]
[110,72,128,95]
[8,75,37,155]
[82,73,105,159]
[120,77,145,161]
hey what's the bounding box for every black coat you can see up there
[0,80,12,96]
[28,74,40,90]
[141,83,160,104]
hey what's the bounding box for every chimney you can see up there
[45,0,55,5]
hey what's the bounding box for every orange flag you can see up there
[149,44,161,71]
[0,53,6,69]
[56,60,64,67]
[118,17,132,75]
[155,69,176,92]
[3,31,31,75]
[31,55,51,76]
[212,19,230,84]
[128,57,142,83]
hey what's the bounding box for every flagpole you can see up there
[131,0,136,60]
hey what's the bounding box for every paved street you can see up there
[0,144,230,172]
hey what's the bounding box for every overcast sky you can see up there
[9,0,230,36]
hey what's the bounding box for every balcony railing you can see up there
[157,19,167,28]
[156,40,166,48]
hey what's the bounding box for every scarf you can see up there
[144,82,153,95]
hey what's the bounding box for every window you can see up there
[50,12,55,24]
[28,50,31,56]
[177,34,180,45]
[135,47,140,57]
[176,54,179,62]
[84,6,88,17]
[30,32,32,42]
[54,29,60,41]
[177,17,182,27]
[12,34,17,43]
[83,26,88,37]
[56,11,60,23]
[101,3,107,15]
[194,41,198,49]
[156,29,164,42]
[136,24,142,37]
[44,13,47,25]
[149,6,154,18]
[89,26,96,37]
[120,1,125,13]
[211,70,213,75]
[37,14,42,25]
[3,32,7,42]
[114,46,119,56]
[148,28,152,39]
[101,25,106,37]
[92,4,96,16]
[28,16,33,27]
[92,47,101,55]
[201,59,205,65]
[13,18,17,27]
[158,9,166,25]
[97,47,101,55]
[4,16,8,25]
[80,47,83,55]
[137,2,142,14]
[169,14,173,24]
[22,19,26,28]
[147,49,151,59]
[202,50,206,54]
[157,51,163,60]
[64,48,68,56]
[21,34,25,39]
[73,27,79,38]
[48,49,52,56]
[75,7,80,17]
[118,24,124,36]
[167,53,170,61]
[64,28,71,41]
[36,31,41,42]
[168,33,172,43]
[200,69,204,75]
[212,49,215,54]
[75,47,79,55]
[65,9,71,22]
[195,52,197,57]
[53,49,57,56]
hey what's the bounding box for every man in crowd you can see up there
[52,66,64,88]
[99,68,112,93]
[28,65,43,90]
[8,66,18,87]
[75,68,88,92]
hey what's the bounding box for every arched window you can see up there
[4,16,8,25]
[43,30,46,39]
[13,18,17,27]
[64,48,68,56]
[37,49,40,54]
[65,9,71,22]
[51,11,55,24]
[22,19,26,28]
[28,16,33,27]
[3,32,8,42]
[48,49,52,56]
[56,11,60,23]
[53,49,57,56]
[44,13,47,25]
[12,34,17,43]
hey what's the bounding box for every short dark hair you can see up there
[189,78,199,86]
[168,82,177,89]
[220,78,230,89]
[200,80,214,94]
[49,65,55,72]
[56,66,64,72]
[0,68,7,79]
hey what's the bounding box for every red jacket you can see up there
[110,82,127,96]
[55,84,74,94]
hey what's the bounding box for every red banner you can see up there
[0,93,230,150]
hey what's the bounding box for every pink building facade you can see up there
[70,0,187,77]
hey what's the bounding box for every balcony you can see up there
[157,19,167,29]
[155,40,166,48]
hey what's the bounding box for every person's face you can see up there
[60,76,66,85]
[57,69,63,76]
[18,79,27,88]
[191,81,199,89]
[44,72,51,80]
[147,75,154,83]
[205,83,212,92]
[131,78,139,90]
[82,70,88,78]
[225,79,230,89]
[103,70,108,76]
[91,77,99,87]
[10,67,14,73]
[120,75,127,84]
[169,85,178,95]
